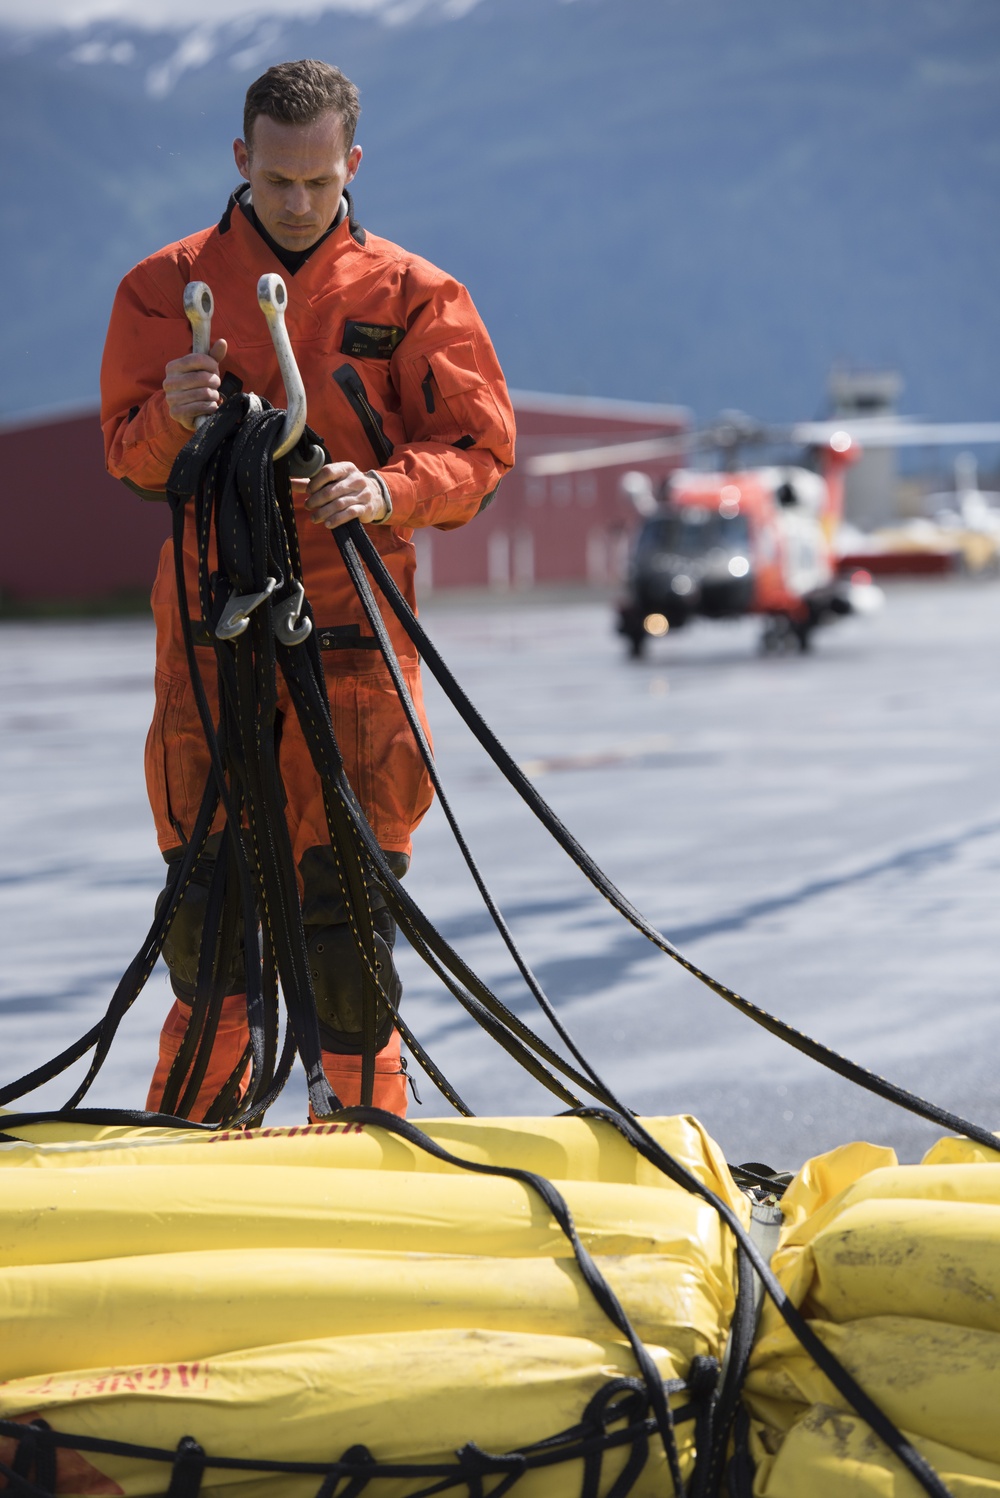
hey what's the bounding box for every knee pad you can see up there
[157,849,246,1003]
[307,908,400,1054]
[298,845,409,928]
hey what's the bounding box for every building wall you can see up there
[0,408,170,603]
[0,393,688,605]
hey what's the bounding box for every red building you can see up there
[0,392,688,606]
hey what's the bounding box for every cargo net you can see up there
[0,395,994,1498]
[0,1390,688,1498]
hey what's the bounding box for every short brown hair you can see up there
[243,60,360,153]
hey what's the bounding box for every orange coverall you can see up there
[101,189,515,1118]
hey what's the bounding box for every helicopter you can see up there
[615,447,865,656]
[525,411,1000,658]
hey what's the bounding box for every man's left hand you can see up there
[302,462,388,529]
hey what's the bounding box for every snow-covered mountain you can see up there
[2,0,999,429]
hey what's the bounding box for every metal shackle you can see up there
[256,274,325,473]
[183,281,215,429]
[257,274,305,460]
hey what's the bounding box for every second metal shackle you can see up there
[182,274,324,473]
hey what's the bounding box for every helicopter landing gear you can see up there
[616,604,650,659]
[760,614,812,655]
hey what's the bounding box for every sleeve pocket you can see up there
[421,341,512,449]
[428,340,486,398]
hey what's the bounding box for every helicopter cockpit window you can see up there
[639,508,749,558]
[718,511,750,546]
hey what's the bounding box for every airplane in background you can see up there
[525,414,1000,657]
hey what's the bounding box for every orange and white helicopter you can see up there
[526,412,1000,657]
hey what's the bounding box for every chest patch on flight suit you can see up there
[341,321,405,359]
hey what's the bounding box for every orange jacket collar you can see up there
[215,184,363,291]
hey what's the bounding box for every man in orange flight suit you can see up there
[101,59,515,1120]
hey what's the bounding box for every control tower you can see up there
[828,368,902,531]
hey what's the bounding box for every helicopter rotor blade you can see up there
[524,433,690,477]
[789,419,1000,448]
[524,414,1000,480]
[524,410,776,478]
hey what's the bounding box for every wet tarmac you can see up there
[1,577,997,1169]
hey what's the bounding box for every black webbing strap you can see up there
[181,410,272,1116]
[313,1443,376,1498]
[0,394,613,1125]
[304,1107,685,1495]
[344,521,1000,1158]
[269,618,618,1111]
[690,1248,754,1498]
[159,831,236,1118]
[0,1102,959,1496]
[568,1106,956,1498]
[198,409,497,1112]
[167,431,975,1495]
[166,1436,206,1497]
[729,1163,792,1198]
[7,1420,55,1496]
[330,510,977,1485]
[0,765,222,1111]
[332,525,624,1116]
[0,1465,48,1498]
[0,386,974,1495]
[0,1106,703,1496]
[165,398,337,1121]
[0,1388,684,1497]
[726,1408,754,1498]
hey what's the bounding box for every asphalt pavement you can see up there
[1,577,997,1169]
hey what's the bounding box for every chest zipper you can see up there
[332,364,395,467]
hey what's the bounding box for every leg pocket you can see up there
[357,664,434,852]
[145,671,184,851]
[145,669,216,851]
[291,662,435,861]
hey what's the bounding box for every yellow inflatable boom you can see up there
[0,1111,746,1498]
[4,1107,998,1496]
[745,1134,1000,1497]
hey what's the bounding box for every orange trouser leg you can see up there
[146,994,252,1122]
[147,1002,409,1122]
[319,1029,408,1117]
[145,642,427,1126]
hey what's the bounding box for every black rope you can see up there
[268,594,621,1111]
[0,1391,680,1497]
[333,526,625,1116]
[166,399,337,1121]
[323,517,978,1496]
[728,1163,792,1199]
[345,521,1000,1159]
[166,1436,207,1498]
[160,832,235,1117]
[0,1105,960,1498]
[0,385,981,1498]
[0,1461,52,1498]
[0,769,221,1111]
[571,1106,957,1498]
[319,1107,688,1493]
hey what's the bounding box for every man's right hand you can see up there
[163,339,229,430]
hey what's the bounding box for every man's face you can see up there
[233,111,362,252]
